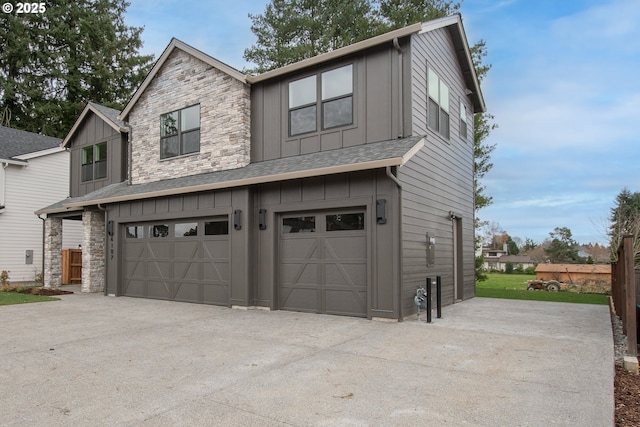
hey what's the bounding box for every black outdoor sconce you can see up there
[107,220,114,236]
[259,209,267,230]
[376,199,387,224]
[234,210,242,230]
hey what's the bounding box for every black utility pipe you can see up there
[436,275,442,319]
[426,277,432,323]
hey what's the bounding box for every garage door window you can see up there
[175,222,198,237]
[150,224,169,238]
[283,216,316,233]
[205,219,229,236]
[126,225,144,238]
[326,212,365,231]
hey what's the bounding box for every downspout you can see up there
[392,37,404,139]
[386,166,403,320]
[38,214,45,286]
[126,127,132,185]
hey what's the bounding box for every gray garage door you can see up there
[279,210,368,317]
[122,217,229,305]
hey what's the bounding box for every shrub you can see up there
[0,270,9,286]
[505,262,514,274]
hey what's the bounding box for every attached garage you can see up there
[279,209,368,317]
[122,216,230,305]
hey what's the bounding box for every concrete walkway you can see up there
[0,293,613,426]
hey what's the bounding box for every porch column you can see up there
[82,210,106,293]
[44,217,63,288]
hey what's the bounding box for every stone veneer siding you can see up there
[129,49,251,184]
[82,210,105,293]
[44,217,62,288]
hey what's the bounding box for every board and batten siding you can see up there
[1,151,82,282]
[69,111,126,198]
[399,28,476,316]
[251,40,412,162]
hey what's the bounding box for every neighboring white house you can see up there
[0,126,82,283]
[480,245,536,272]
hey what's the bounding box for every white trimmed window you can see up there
[160,104,200,159]
[460,99,468,140]
[427,66,450,139]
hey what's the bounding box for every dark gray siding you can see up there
[69,112,127,198]
[255,170,400,319]
[399,28,476,317]
[104,188,253,306]
[251,40,412,162]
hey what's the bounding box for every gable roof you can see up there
[119,38,247,120]
[61,102,128,148]
[36,135,424,214]
[248,14,485,113]
[0,126,62,163]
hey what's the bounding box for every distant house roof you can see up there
[535,264,611,274]
[36,135,425,215]
[499,255,534,264]
[0,126,62,163]
[61,102,128,148]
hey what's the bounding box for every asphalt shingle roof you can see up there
[37,135,424,215]
[0,126,61,160]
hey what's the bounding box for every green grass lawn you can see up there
[0,292,59,306]
[476,273,608,305]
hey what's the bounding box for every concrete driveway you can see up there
[1,292,613,426]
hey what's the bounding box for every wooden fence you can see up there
[611,235,637,356]
[62,249,82,284]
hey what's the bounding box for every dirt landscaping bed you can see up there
[615,366,640,426]
[0,285,73,296]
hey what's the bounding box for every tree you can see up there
[244,0,378,73]
[377,0,460,29]
[544,227,583,264]
[0,0,154,138]
[522,238,537,252]
[608,188,640,264]
[506,236,519,255]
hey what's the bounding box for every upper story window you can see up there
[160,104,200,159]
[81,142,107,182]
[427,66,449,139]
[288,64,353,136]
[460,99,468,140]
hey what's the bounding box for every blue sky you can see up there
[126,0,640,246]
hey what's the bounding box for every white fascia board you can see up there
[14,146,66,160]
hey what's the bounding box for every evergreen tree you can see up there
[609,188,640,264]
[0,0,154,137]
[244,0,378,73]
[544,227,583,264]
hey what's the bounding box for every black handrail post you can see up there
[426,277,432,323]
[436,275,442,319]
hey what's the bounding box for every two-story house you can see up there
[0,126,82,283]
[37,14,485,320]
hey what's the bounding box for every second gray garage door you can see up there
[279,210,368,317]
[122,217,229,305]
